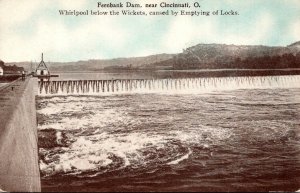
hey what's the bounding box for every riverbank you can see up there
[0,75,21,82]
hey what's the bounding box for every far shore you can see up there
[50,68,300,73]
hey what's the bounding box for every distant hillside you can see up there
[288,41,300,47]
[6,54,174,72]
[155,42,300,70]
[287,41,300,53]
[4,41,300,72]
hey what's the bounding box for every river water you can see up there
[36,74,300,192]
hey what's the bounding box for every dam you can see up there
[38,75,300,95]
[1,74,300,192]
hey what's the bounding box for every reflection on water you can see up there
[52,71,157,80]
[37,86,300,192]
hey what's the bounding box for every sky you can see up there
[0,0,299,62]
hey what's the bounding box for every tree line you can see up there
[172,53,300,70]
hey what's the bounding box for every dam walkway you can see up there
[0,78,41,192]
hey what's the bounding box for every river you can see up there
[36,73,300,192]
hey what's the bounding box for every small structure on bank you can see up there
[0,65,3,76]
[0,60,24,76]
[35,53,50,76]
[33,53,58,80]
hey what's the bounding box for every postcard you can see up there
[0,0,299,192]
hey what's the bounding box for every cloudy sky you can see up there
[0,0,299,62]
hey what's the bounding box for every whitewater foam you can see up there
[167,148,192,165]
[56,131,62,144]
[37,99,130,130]
[39,124,235,176]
